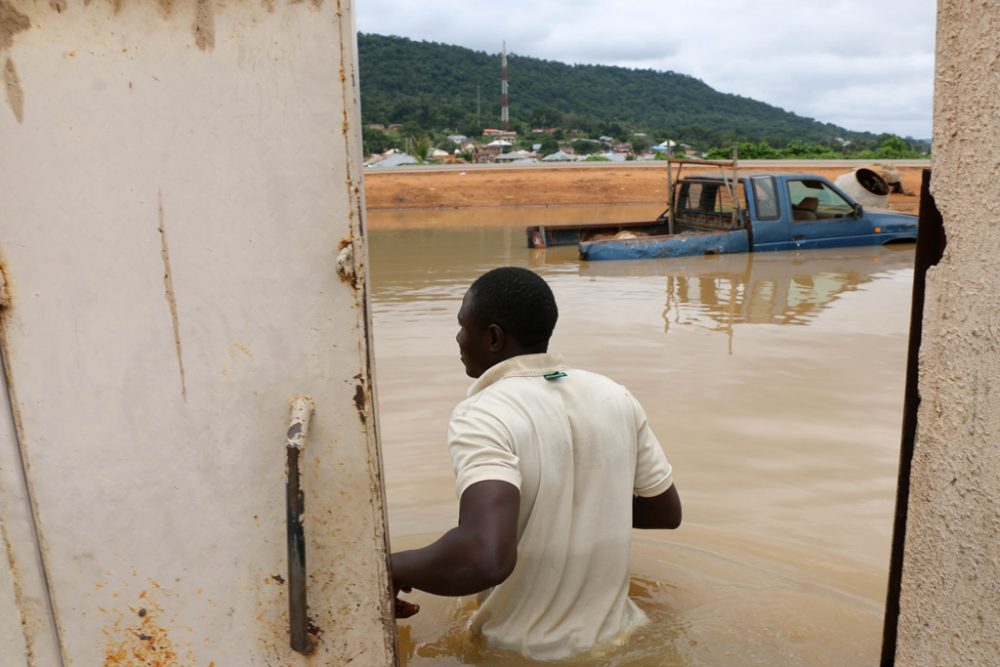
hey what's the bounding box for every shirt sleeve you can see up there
[448,398,522,498]
[627,390,674,497]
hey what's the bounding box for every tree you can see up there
[357,33,887,151]
[857,135,923,159]
[534,134,559,155]
[362,127,398,155]
[571,138,602,155]
[529,105,563,128]
[413,137,431,161]
[631,135,651,154]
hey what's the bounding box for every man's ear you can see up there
[487,323,505,351]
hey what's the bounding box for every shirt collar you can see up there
[467,353,566,397]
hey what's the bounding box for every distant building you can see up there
[483,128,518,139]
[541,150,574,162]
[368,152,419,168]
[494,150,536,163]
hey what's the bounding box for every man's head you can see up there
[456,267,559,378]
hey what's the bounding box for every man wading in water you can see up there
[391,267,681,660]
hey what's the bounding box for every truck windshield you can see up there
[787,179,855,220]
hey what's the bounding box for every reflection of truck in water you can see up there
[579,245,915,346]
[527,170,918,261]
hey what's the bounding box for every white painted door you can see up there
[0,2,395,665]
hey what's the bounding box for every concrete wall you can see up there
[895,1,1000,664]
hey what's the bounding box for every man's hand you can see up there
[394,591,420,619]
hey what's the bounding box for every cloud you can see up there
[356,0,936,137]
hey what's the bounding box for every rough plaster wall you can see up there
[895,1,1000,664]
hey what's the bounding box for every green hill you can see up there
[357,33,878,149]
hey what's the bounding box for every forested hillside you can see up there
[357,33,880,150]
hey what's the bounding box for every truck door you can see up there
[0,4,395,666]
[746,176,790,250]
[784,178,874,249]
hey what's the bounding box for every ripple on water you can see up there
[394,533,883,667]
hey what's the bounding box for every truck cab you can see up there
[744,173,916,252]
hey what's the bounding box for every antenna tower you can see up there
[501,41,510,130]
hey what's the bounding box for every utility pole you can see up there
[476,84,481,127]
[501,41,510,131]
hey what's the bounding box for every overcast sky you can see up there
[356,0,936,139]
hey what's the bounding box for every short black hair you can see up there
[469,267,558,348]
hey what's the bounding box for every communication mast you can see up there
[501,41,510,130]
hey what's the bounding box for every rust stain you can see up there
[101,589,202,667]
[0,525,29,657]
[220,343,252,379]
[157,0,174,18]
[157,192,188,400]
[0,1,29,52]
[353,383,366,423]
[227,341,253,360]
[193,0,215,51]
[0,262,9,308]
[4,57,23,123]
[49,0,67,13]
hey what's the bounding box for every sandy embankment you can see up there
[363,162,927,215]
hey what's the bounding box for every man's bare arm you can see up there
[391,480,520,597]
[633,483,682,529]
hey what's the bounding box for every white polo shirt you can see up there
[448,353,674,660]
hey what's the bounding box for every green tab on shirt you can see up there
[543,371,567,381]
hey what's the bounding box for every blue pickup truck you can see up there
[527,172,918,261]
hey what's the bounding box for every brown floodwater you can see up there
[368,204,915,666]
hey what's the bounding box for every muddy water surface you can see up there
[368,205,914,666]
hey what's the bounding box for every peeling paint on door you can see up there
[3,57,23,122]
[0,2,30,52]
[0,0,28,124]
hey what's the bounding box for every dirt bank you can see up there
[363,162,926,214]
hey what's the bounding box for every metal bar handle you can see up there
[286,395,315,655]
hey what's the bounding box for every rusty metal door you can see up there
[0,2,395,665]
